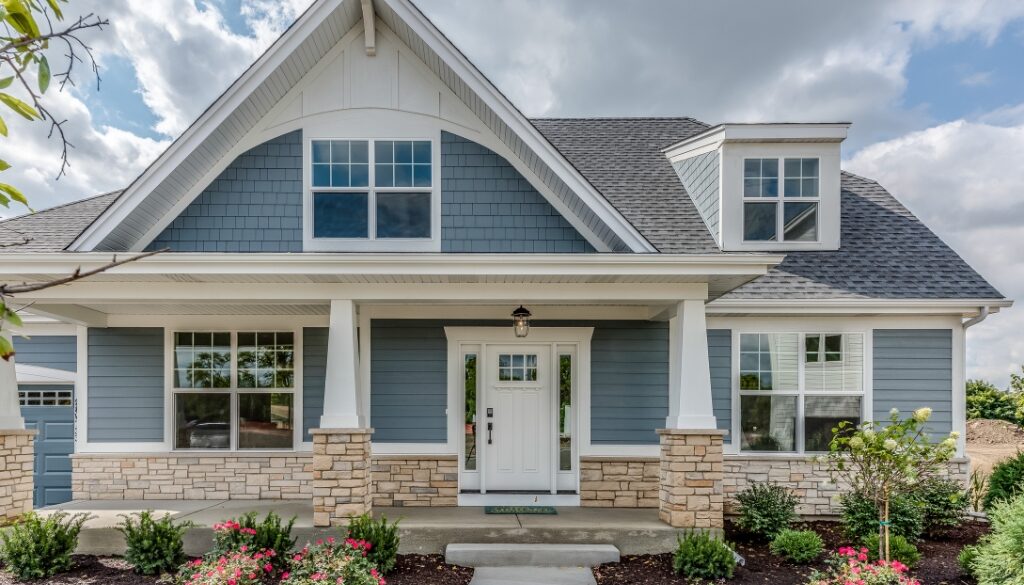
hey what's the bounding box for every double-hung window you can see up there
[311,139,433,242]
[738,332,863,453]
[173,331,296,450]
[743,157,820,242]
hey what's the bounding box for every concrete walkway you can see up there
[40,501,684,556]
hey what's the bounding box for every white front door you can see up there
[483,344,552,492]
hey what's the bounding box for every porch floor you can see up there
[40,500,684,556]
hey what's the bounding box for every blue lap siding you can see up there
[13,336,77,371]
[708,329,732,443]
[87,328,165,442]
[302,327,328,441]
[872,329,953,437]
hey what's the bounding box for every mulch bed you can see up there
[593,520,989,585]
[0,554,472,585]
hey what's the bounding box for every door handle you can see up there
[487,422,493,445]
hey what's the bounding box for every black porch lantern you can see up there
[511,305,532,338]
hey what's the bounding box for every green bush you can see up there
[672,531,736,580]
[958,545,979,578]
[733,482,798,539]
[347,513,400,574]
[210,511,296,571]
[918,477,969,536]
[768,529,823,564]
[973,493,1024,585]
[863,533,921,567]
[117,510,193,576]
[966,379,1022,424]
[983,450,1024,510]
[0,511,90,580]
[840,491,924,542]
[286,538,381,585]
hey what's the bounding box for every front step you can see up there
[445,543,619,568]
[469,567,597,585]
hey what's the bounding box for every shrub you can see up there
[840,491,924,542]
[809,547,919,585]
[769,529,823,564]
[863,533,921,568]
[918,477,968,536]
[733,482,798,539]
[969,469,989,511]
[672,531,736,580]
[0,511,90,580]
[285,538,384,585]
[972,492,1024,585]
[118,510,194,576]
[958,545,979,578]
[983,450,1024,510]
[347,513,400,574]
[178,550,276,585]
[210,511,296,571]
[966,379,1022,423]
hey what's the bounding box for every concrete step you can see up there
[446,543,619,568]
[469,567,596,585]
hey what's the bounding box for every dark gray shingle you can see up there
[0,191,120,252]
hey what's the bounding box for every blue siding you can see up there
[873,329,953,437]
[441,132,594,253]
[13,335,76,371]
[371,320,448,443]
[708,329,732,443]
[87,328,164,442]
[303,327,328,441]
[147,131,303,252]
[672,151,720,243]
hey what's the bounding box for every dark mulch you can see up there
[593,520,989,585]
[0,554,472,584]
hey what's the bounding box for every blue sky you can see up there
[4,0,1024,386]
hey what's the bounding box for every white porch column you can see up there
[0,332,24,429]
[319,299,364,428]
[666,299,717,430]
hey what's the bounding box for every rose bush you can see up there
[808,546,921,585]
[178,550,278,585]
[283,537,384,585]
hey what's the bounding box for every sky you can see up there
[3,0,1023,386]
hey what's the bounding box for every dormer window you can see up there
[743,157,819,242]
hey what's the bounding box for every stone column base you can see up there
[311,428,373,527]
[0,429,37,521]
[657,428,725,529]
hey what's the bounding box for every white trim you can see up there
[952,324,967,456]
[14,364,76,385]
[663,123,851,158]
[75,326,88,454]
[708,298,1012,316]
[457,493,580,507]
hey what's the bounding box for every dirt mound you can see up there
[967,418,1024,445]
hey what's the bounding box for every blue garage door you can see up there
[20,385,74,507]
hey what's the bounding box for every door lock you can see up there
[487,422,493,445]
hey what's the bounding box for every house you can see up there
[0,0,1009,530]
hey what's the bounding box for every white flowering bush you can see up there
[822,407,958,562]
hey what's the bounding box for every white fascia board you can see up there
[707,297,1013,316]
[69,0,344,252]
[15,364,76,384]
[385,0,656,253]
[663,123,851,155]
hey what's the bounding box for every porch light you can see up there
[511,305,532,338]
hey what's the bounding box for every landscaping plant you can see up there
[284,537,385,585]
[118,510,194,576]
[823,407,957,561]
[211,511,296,571]
[971,492,1024,585]
[917,477,968,536]
[178,550,277,585]
[966,379,1023,424]
[0,511,90,581]
[347,513,400,574]
[809,547,920,585]
[863,533,921,567]
[982,450,1024,510]
[958,545,979,578]
[769,529,824,564]
[839,491,924,542]
[969,468,989,511]
[733,481,798,539]
[672,531,736,580]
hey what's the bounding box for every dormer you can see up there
[665,123,849,252]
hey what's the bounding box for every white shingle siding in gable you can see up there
[672,151,721,245]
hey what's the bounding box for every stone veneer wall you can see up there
[371,455,458,507]
[71,453,315,500]
[579,456,660,508]
[0,430,36,520]
[658,429,726,529]
[312,429,373,527]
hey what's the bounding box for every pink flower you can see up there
[857,553,867,561]
[293,554,303,562]
[282,571,290,580]
[264,563,273,573]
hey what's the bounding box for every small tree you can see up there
[822,407,957,561]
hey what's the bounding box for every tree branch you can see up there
[0,249,167,295]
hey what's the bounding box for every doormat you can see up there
[484,506,557,515]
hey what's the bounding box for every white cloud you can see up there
[846,117,1024,386]
[960,70,994,87]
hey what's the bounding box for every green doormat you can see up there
[484,506,557,515]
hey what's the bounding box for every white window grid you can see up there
[742,156,821,243]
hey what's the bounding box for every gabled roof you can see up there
[0,191,120,252]
[70,0,653,253]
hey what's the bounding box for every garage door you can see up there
[20,385,74,507]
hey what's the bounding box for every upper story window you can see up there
[743,157,819,243]
[311,139,433,241]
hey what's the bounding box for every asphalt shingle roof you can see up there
[0,191,120,252]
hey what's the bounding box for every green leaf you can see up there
[4,307,22,328]
[0,182,27,206]
[0,334,12,361]
[0,159,9,171]
[0,77,13,90]
[2,0,40,38]
[0,115,6,137]
[45,0,63,20]
[0,92,38,120]
[37,55,49,93]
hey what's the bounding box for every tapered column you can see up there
[320,300,363,428]
[666,299,716,430]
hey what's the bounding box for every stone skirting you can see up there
[0,429,36,521]
[658,429,726,529]
[580,457,659,508]
[71,453,314,500]
[371,455,458,507]
[311,428,373,527]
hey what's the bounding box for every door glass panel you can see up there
[559,354,572,471]
[497,353,538,382]
[464,354,477,471]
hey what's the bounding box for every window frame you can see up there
[734,331,866,454]
[168,329,302,452]
[741,156,821,244]
[304,136,441,252]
